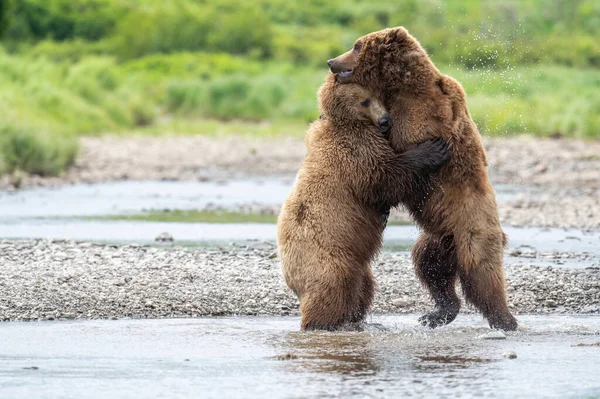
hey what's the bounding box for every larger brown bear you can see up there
[277,76,450,330]
[328,27,518,331]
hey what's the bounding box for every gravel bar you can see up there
[3,135,599,188]
[1,239,598,322]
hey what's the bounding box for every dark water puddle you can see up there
[1,315,599,398]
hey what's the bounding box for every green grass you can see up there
[86,209,413,225]
[1,0,599,177]
[94,210,280,224]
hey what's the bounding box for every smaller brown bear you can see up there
[277,76,450,331]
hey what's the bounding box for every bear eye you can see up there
[360,99,370,107]
[354,43,362,52]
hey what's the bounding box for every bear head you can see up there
[327,27,443,99]
[317,74,391,135]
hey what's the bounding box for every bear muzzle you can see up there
[378,114,392,134]
[328,59,353,80]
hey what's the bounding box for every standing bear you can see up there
[328,27,518,331]
[277,75,450,331]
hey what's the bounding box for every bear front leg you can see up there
[383,138,450,206]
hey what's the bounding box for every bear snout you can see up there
[378,115,392,134]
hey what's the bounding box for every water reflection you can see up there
[275,331,380,376]
[269,322,500,386]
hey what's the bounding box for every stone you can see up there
[503,351,518,359]
[391,298,409,308]
[545,300,558,308]
[477,331,507,340]
[274,353,298,361]
[155,232,174,242]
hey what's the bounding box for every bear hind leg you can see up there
[458,253,518,331]
[413,233,461,328]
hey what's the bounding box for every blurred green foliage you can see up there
[0,123,78,176]
[0,0,599,176]
[0,0,11,38]
[4,0,599,67]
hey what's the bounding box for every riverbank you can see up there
[2,134,599,228]
[3,135,600,188]
[1,239,598,322]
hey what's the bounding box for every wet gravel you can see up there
[1,239,598,322]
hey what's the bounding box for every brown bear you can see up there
[328,27,518,331]
[277,75,450,331]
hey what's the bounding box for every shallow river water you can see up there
[1,315,599,399]
[1,180,599,268]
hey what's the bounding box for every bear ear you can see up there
[386,27,408,44]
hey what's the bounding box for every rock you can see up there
[155,232,174,242]
[544,300,557,308]
[510,246,537,258]
[581,305,600,313]
[503,351,518,359]
[391,298,409,308]
[477,331,507,340]
[274,353,298,361]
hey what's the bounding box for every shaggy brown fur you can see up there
[277,76,450,331]
[329,27,518,331]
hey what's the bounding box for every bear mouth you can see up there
[336,70,353,79]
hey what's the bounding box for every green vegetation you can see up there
[1,0,599,176]
[87,209,413,225]
[98,210,280,224]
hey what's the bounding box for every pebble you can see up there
[477,331,507,340]
[392,298,409,308]
[545,300,558,308]
[274,353,298,361]
[155,232,174,242]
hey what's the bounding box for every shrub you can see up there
[114,2,272,60]
[0,0,13,39]
[0,124,78,176]
[3,0,120,42]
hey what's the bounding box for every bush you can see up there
[166,75,286,121]
[27,39,115,62]
[206,3,273,58]
[0,0,13,39]
[115,2,272,60]
[3,0,119,42]
[114,2,211,60]
[0,124,78,176]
